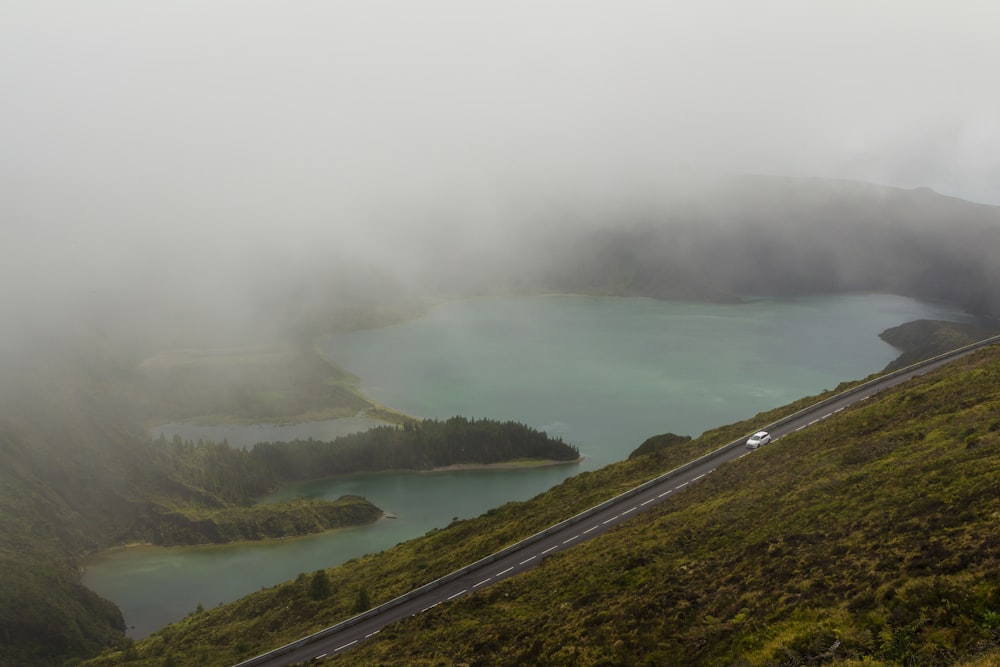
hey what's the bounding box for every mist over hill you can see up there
[436,176,1000,319]
[5,175,998,372]
[1,175,999,665]
[4,3,1000,663]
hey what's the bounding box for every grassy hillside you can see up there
[333,346,1000,665]
[81,344,1000,666]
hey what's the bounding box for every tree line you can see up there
[252,416,580,480]
[147,417,578,501]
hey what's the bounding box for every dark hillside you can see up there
[0,382,137,665]
[879,319,1000,371]
[519,177,1000,319]
[0,362,372,665]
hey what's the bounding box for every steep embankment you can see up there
[82,345,1000,666]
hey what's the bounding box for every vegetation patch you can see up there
[126,496,383,547]
[879,319,1000,371]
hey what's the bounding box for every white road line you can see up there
[541,545,558,555]
[316,654,327,660]
[420,602,440,613]
[658,490,673,498]
[640,498,655,506]
[603,516,619,524]
[497,566,514,576]
[834,407,844,413]
[563,535,579,544]
[621,506,636,515]
[676,482,689,489]
[796,425,806,431]
[365,630,381,639]
[473,578,491,588]
[692,473,706,482]
[447,589,467,600]
[583,525,599,533]
[520,555,537,564]
[809,419,819,425]
[335,640,358,651]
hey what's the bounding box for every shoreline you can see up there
[86,460,580,559]
[427,457,582,472]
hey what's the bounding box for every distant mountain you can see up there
[518,176,1000,319]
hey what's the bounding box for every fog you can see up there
[3,2,999,356]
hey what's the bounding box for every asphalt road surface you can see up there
[237,336,999,667]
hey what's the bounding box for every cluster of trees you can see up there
[252,416,580,480]
[123,418,578,548]
[142,436,276,506]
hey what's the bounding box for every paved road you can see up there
[236,335,999,666]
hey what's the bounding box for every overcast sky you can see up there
[2,2,999,340]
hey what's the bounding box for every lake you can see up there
[84,293,973,637]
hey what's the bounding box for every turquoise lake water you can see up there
[84,293,973,637]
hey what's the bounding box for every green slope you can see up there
[82,345,1000,666]
[342,346,1000,666]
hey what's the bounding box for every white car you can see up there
[745,431,771,449]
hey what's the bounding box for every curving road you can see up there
[235,335,1000,667]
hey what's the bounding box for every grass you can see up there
[81,344,1000,666]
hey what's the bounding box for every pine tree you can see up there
[309,569,332,600]
[353,584,371,613]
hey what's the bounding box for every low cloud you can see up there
[2,2,998,358]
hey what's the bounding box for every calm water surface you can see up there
[84,294,973,637]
